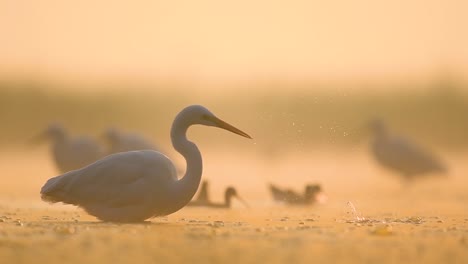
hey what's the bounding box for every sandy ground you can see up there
[0,148,467,264]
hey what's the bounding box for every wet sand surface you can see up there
[1,150,467,263]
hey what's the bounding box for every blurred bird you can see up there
[40,105,251,222]
[188,184,249,208]
[103,127,158,155]
[269,183,325,205]
[33,123,104,173]
[193,180,210,203]
[369,119,447,181]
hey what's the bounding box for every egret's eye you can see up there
[202,114,210,121]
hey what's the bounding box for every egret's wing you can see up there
[110,133,157,153]
[75,137,103,155]
[66,137,104,168]
[128,134,157,150]
[387,136,446,174]
[41,150,175,207]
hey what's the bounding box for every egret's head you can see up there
[178,105,252,139]
[31,123,66,144]
[369,118,387,136]
[46,123,67,141]
[225,187,237,198]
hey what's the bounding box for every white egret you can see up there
[34,123,104,173]
[103,127,158,154]
[370,119,447,181]
[188,186,249,208]
[41,105,251,222]
[269,183,324,205]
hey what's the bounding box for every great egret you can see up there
[269,183,324,205]
[188,186,249,208]
[41,105,251,222]
[103,127,158,155]
[33,123,104,173]
[370,119,447,181]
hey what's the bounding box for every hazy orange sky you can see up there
[0,0,467,89]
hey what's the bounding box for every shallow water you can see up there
[0,149,467,263]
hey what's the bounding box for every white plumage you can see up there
[103,127,158,154]
[370,119,447,180]
[37,124,104,173]
[40,105,251,222]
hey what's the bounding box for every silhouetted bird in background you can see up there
[369,119,447,181]
[193,180,210,203]
[188,182,248,208]
[103,127,158,155]
[33,123,103,173]
[269,183,324,205]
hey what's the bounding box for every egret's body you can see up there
[188,186,248,208]
[41,105,251,222]
[38,124,103,173]
[370,120,447,180]
[104,128,158,155]
[269,184,323,205]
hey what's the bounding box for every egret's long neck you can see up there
[224,193,232,208]
[51,133,68,149]
[169,117,203,212]
[51,129,68,142]
[373,127,388,143]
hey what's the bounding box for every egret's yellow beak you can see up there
[210,116,252,139]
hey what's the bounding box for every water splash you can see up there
[347,201,366,222]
